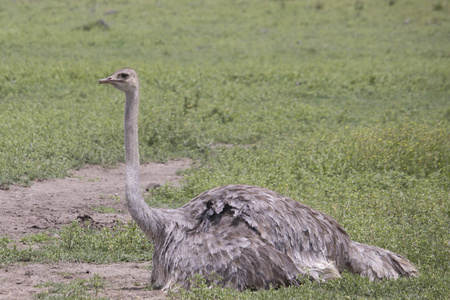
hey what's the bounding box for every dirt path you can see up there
[2,262,166,299]
[0,159,191,299]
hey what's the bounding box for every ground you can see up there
[0,160,191,299]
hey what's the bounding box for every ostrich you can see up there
[98,68,418,291]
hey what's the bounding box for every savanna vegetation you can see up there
[0,0,449,298]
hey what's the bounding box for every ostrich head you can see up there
[98,68,139,93]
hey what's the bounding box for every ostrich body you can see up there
[98,68,418,291]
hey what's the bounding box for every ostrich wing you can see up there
[183,185,349,279]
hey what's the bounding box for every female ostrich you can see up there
[98,68,417,291]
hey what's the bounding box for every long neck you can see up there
[124,88,161,239]
[124,89,141,202]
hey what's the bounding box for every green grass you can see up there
[91,205,120,214]
[0,221,152,264]
[0,0,449,298]
[35,273,107,300]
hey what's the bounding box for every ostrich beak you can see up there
[98,77,113,84]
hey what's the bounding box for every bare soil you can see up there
[0,159,191,299]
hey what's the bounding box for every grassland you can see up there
[0,0,449,298]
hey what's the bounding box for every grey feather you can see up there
[99,69,418,291]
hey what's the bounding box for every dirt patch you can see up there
[0,159,191,299]
[1,262,166,299]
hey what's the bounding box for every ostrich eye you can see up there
[119,73,129,79]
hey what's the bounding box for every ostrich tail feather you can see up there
[348,241,418,280]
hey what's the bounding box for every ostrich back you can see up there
[150,185,351,290]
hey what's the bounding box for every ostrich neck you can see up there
[124,88,160,239]
[124,90,141,175]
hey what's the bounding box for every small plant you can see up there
[99,193,121,203]
[76,19,109,31]
[89,274,107,297]
[20,232,55,244]
[35,273,107,299]
[0,236,38,264]
[57,271,74,279]
[0,236,11,247]
[73,175,100,182]
[91,205,119,214]
[433,2,444,11]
